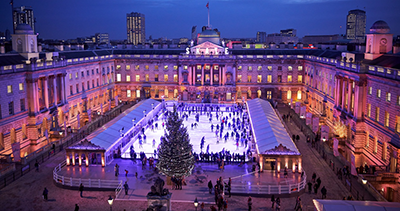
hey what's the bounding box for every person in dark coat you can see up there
[321,186,327,199]
[79,183,84,197]
[43,187,48,201]
[208,180,213,194]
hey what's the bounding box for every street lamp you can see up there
[194,197,199,211]
[107,195,113,211]
[322,137,326,142]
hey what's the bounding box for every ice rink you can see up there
[122,104,250,158]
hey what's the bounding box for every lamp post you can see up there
[107,195,113,211]
[194,197,198,211]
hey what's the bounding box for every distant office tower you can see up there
[346,9,366,43]
[191,26,197,41]
[12,6,35,34]
[127,12,145,45]
[95,33,109,45]
[280,29,297,37]
[256,32,266,43]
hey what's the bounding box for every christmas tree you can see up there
[157,104,195,179]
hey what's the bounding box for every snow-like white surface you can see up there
[122,105,250,158]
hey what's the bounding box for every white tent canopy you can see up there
[313,199,400,211]
[247,98,300,155]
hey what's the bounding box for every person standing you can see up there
[74,204,79,211]
[124,181,129,195]
[247,196,252,211]
[321,186,327,199]
[294,196,300,210]
[35,160,39,172]
[296,198,303,211]
[307,181,312,194]
[208,180,213,194]
[275,197,281,211]
[79,183,84,197]
[42,187,48,201]
[271,195,275,208]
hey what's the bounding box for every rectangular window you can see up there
[69,73,72,79]
[164,74,168,82]
[116,65,121,70]
[155,74,159,82]
[126,65,130,70]
[126,75,131,82]
[288,66,293,71]
[398,96,400,105]
[145,74,149,82]
[376,107,380,122]
[164,65,168,70]
[70,85,73,95]
[174,74,178,82]
[87,81,90,90]
[367,104,371,118]
[92,69,94,75]
[87,70,89,76]
[8,101,14,115]
[257,66,262,71]
[7,85,12,93]
[174,66,178,70]
[81,71,84,77]
[277,75,282,83]
[247,75,251,83]
[75,72,78,78]
[396,116,400,133]
[92,80,94,88]
[298,75,303,83]
[267,91,272,99]
[377,89,381,98]
[368,87,372,95]
[184,66,188,70]
[385,112,390,127]
[136,75,140,82]
[127,90,131,98]
[82,83,85,91]
[237,75,242,82]
[116,74,121,82]
[76,84,79,93]
[288,75,292,83]
[20,98,25,111]
[386,93,391,102]
[257,75,262,83]
[155,65,159,70]
[145,65,149,70]
[135,65,140,70]
[268,66,272,71]
[96,68,99,74]
[298,66,303,71]
[278,66,282,71]
[238,66,242,70]
[97,79,99,86]
[267,75,272,83]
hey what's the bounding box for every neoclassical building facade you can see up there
[0,22,399,196]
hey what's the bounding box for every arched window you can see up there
[287,90,292,100]
[297,90,302,100]
[10,128,16,144]
[174,89,178,98]
[17,39,23,52]
[164,89,168,98]
[257,90,261,98]
[30,39,35,52]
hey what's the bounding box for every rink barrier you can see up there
[53,160,122,190]
[224,171,307,195]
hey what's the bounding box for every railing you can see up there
[53,160,122,189]
[224,171,307,195]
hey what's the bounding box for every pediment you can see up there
[192,41,223,50]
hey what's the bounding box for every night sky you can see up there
[0,0,399,40]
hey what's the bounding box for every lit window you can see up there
[7,85,12,93]
[69,73,72,79]
[287,75,292,82]
[267,75,272,83]
[145,74,149,82]
[258,66,262,71]
[287,90,292,99]
[164,74,168,82]
[277,75,282,83]
[297,90,302,100]
[126,65,130,70]
[267,66,272,71]
[288,66,293,71]
[164,65,168,70]
[174,66,178,70]
[257,75,262,83]
[377,89,381,98]
[155,74,159,82]
[197,65,201,70]
[19,83,24,91]
[214,65,218,70]
[247,75,251,82]
[145,65,149,70]
[136,90,140,98]
[386,93,391,102]
[135,65,140,70]
[184,66,188,70]
[398,96,400,105]
[267,91,272,99]
[298,66,303,71]
[396,116,400,133]
[238,66,242,70]
[136,75,140,82]
[174,74,178,82]
[155,65,159,70]
[248,66,252,71]
[376,107,380,122]
[116,74,121,82]
[237,75,242,82]
[127,90,131,98]
[126,75,131,82]
[298,75,303,83]
[75,72,78,78]
[368,87,372,95]
[385,112,390,127]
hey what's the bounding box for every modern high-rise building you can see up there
[95,33,110,45]
[12,6,35,34]
[126,12,145,45]
[256,31,266,43]
[346,9,366,43]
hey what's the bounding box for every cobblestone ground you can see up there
[0,104,372,211]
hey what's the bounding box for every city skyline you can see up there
[0,0,400,40]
